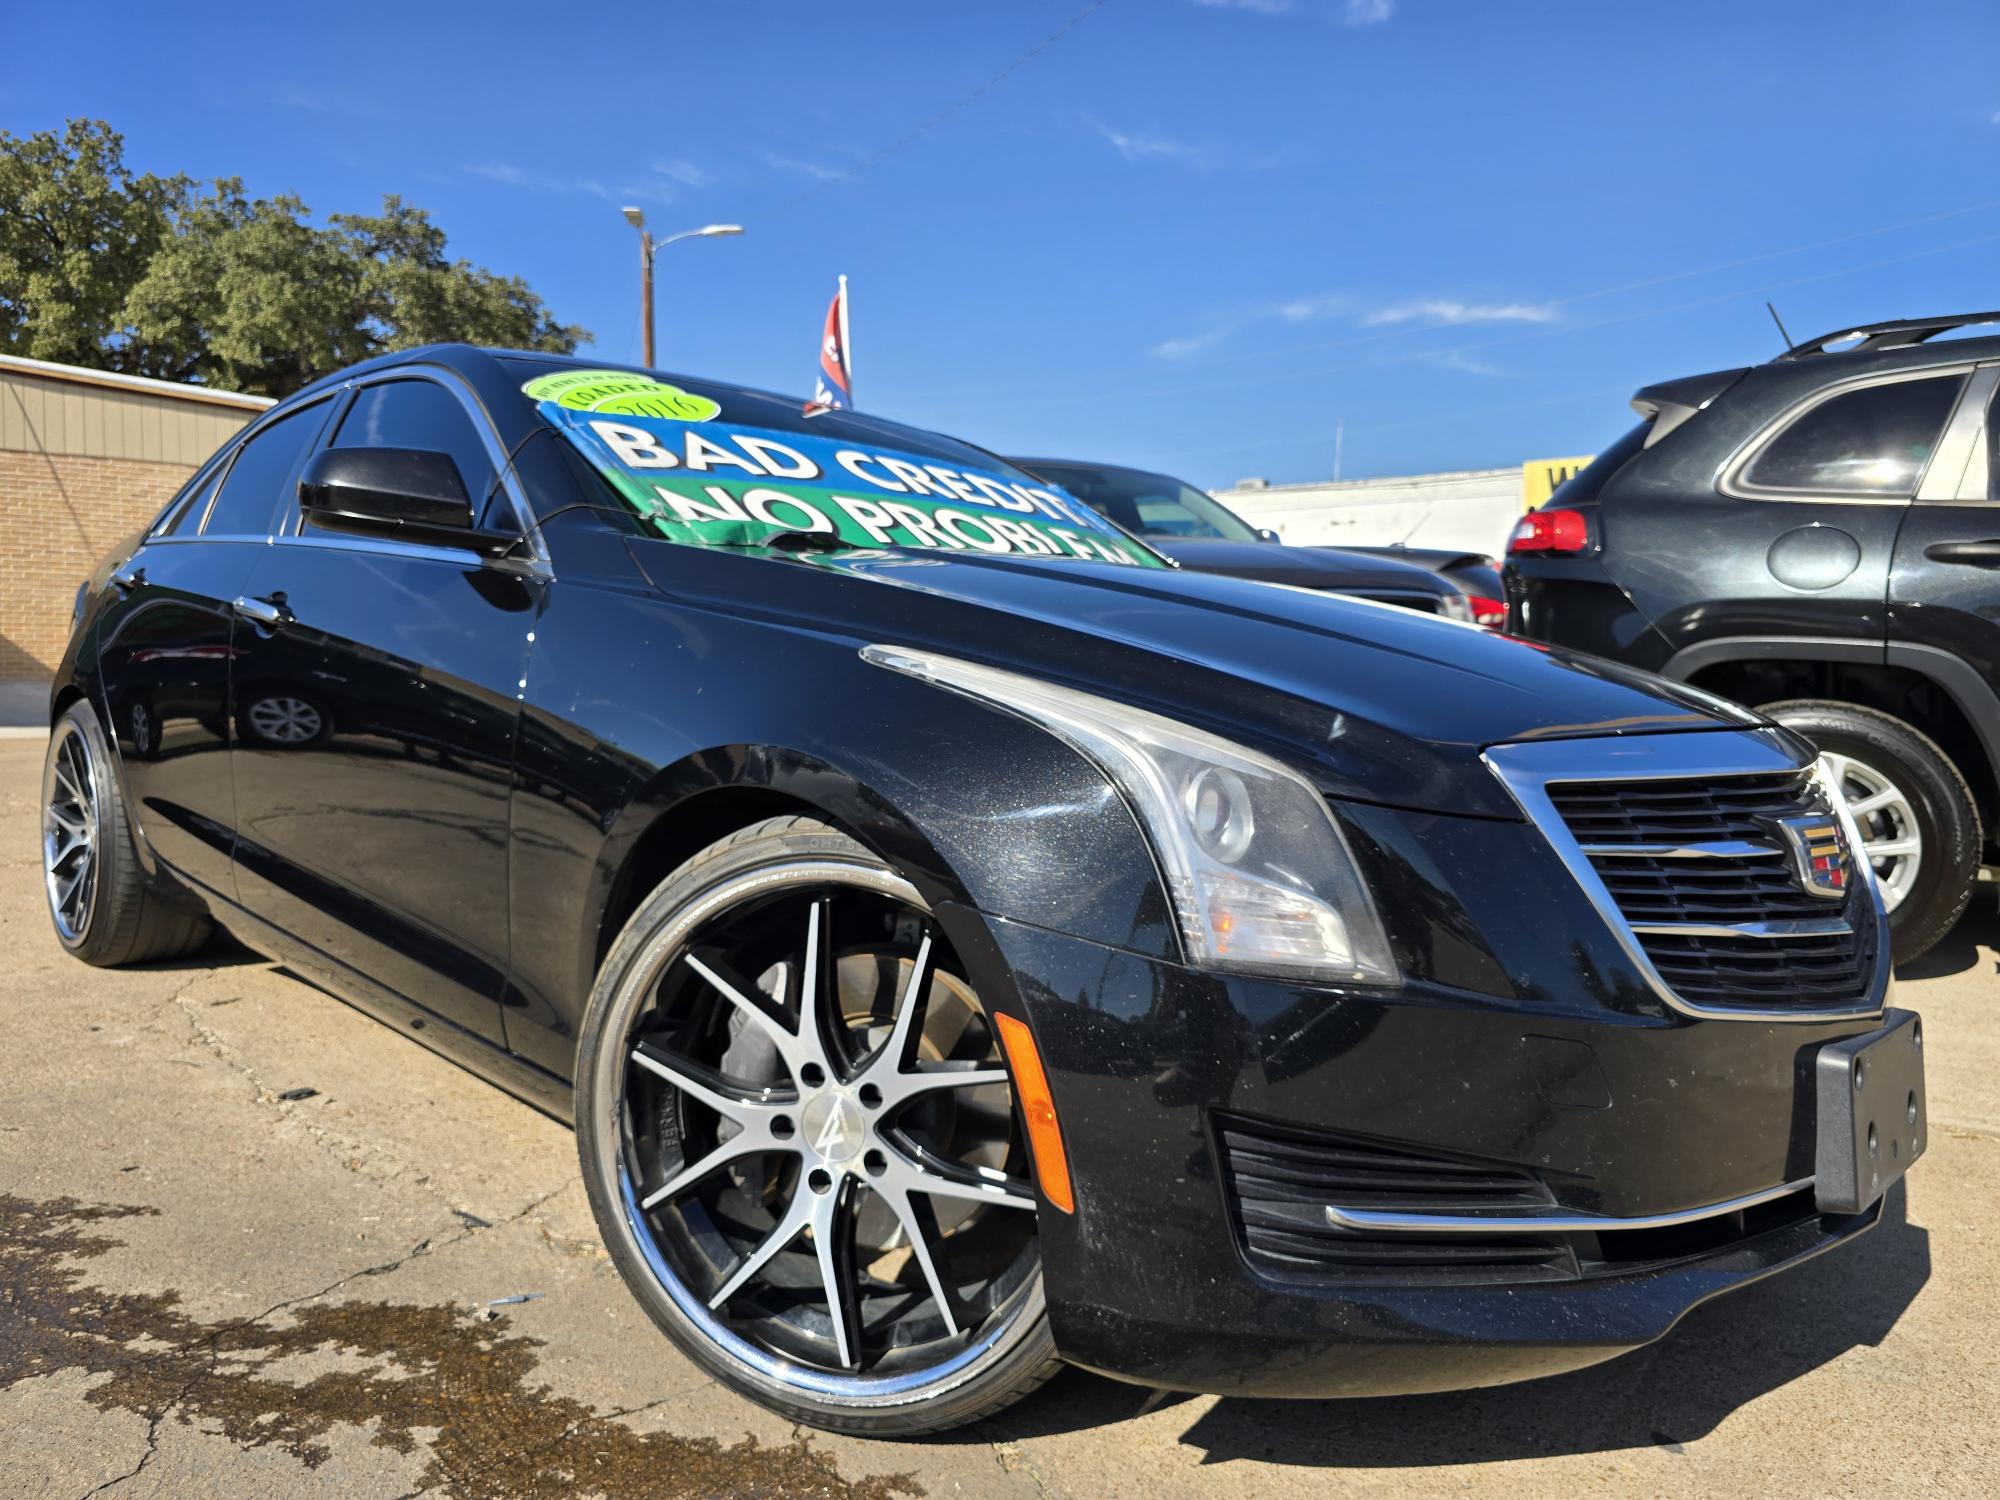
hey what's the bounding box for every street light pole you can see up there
[621,211,744,368]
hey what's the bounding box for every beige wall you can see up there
[1,359,269,681]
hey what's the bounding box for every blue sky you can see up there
[10,0,2000,486]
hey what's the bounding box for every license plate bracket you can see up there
[1815,1008,1926,1214]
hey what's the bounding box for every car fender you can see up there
[1657,634,2000,792]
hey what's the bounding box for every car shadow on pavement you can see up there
[1895,904,1999,982]
[990,1183,1929,1467]
[127,927,266,971]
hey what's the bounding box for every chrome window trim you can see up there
[1324,1175,1814,1235]
[1483,728,1891,1023]
[1917,363,2000,504]
[284,365,547,570]
[197,393,340,540]
[1718,364,1974,506]
[1944,361,2000,503]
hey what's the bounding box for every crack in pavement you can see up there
[157,975,476,1214]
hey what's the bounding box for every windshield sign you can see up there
[528,371,1162,567]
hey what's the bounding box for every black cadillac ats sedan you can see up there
[42,346,1927,1435]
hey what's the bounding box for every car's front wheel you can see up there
[1759,699,1980,963]
[575,815,1061,1435]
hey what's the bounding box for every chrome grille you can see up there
[1546,767,1876,1013]
[1484,731,1888,1020]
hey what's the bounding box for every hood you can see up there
[625,538,1768,819]
[1148,538,1454,595]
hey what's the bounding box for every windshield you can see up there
[1019,461,1259,542]
[505,360,1166,568]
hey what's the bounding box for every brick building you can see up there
[1,354,270,683]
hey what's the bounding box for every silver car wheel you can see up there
[1824,751,1922,912]
[43,720,101,943]
[588,858,1043,1403]
[247,695,323,744]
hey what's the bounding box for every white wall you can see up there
[1215,467,1521,558]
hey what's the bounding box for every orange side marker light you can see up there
[993,1012,1075,1214]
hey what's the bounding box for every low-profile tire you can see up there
[574,815,1061,1436]
[1758,699,1980,964]
[42,698,212,967]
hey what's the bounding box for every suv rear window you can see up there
[1743,373,1965,497]
[1546,421,1650,509]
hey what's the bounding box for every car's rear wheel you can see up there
[575,815,1061,1435]
[43,699,212,966]
[1758,699,1979,963]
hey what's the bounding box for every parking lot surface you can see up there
[2,735,1995,1499]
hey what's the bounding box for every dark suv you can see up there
[1507,311,2000,960]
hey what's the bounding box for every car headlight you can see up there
[862,645,1400,986]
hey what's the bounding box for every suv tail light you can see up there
[1508,508,1591,555]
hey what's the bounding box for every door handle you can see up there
[111,565,145,592]
[233,594,293,628]
[1924,539,2000,566]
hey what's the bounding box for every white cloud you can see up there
[466,162,695,203]
[1091,120,1222,171]
[1343,0,1395,24]
[1152,326,1242,359]
[1363,298,1557,327]
[1427,349,1507,377]
[763,151,851,182]
[652,158,710,188]
[1191,0,1293,12]
[1277,293,1349,322]
[1153,292,1348,359]
[467,162,532,186]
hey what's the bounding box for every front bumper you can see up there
[944,905,1897,1398]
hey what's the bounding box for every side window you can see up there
[1988,382,2000,501]
[331,379,499,517]
[1744,374,1965,497]
[202,407,323,536]
[154,454,226,537]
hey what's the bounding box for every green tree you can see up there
[2,118,588,397]
[0,119,188,372]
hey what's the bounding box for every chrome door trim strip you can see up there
[1324,1176,1815,1235]
[1483,729,1891,1023]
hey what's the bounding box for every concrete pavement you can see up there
[1,735,1995,1498]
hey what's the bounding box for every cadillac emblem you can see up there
[1770,814,1851,900]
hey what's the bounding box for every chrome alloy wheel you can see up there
[590,860,1042,1395]
[43,719,101,943]
[1825,751,1923,912]
[246,695,323,744]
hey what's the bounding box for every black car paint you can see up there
[54,344,1894,1398]
[1506,330,2000,827]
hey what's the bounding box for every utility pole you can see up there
[620,211,746,367]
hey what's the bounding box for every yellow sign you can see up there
[1522,454,1595,511]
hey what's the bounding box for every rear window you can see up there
[1546,421,1650,509]
[1743,373,1965,497]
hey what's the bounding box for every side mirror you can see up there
[299,448,520,557]
[1256,527,1282,544]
